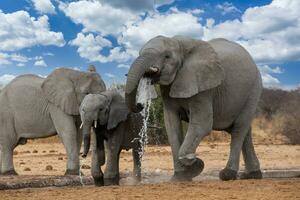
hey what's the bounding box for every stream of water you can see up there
[136,78,156,162]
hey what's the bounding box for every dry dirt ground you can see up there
[0,140,300,199]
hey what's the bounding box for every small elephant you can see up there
[0,68,106,175]
[80,90,143,186]
[125,36,263,181]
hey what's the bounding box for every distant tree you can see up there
[148,85,169,145]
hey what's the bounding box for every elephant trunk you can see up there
[125,53,157,113]
[82,122,93,158]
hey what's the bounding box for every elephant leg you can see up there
[132,146,141,182]
[163,105,187,180]
[50,107,80,175]
[0,143,18,175]
[240,129,262,179]
[176,98,212,180]
[104,137,121,186]
[91,132,105,187]
[0,121,18,175]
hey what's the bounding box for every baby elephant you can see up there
[80,90,143,186]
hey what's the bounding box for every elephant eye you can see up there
[165,54,170,59]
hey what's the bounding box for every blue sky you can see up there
[0,0,299,89]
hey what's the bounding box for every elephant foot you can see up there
[64,169,82,176]
[171,171,192,182]
[219,168,237,181]
[104,175,120,186]
[240,170,263,180]
[1,169,18,176]
[172,158,204,182]
[93,175,104,187]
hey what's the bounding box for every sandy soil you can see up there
[0,141,299,199]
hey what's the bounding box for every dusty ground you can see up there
[0,140,300,199]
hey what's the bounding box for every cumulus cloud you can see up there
[61,0,203,61]
[70,33,130,63]
[204,0,300,64]
[0,10,65,51]
[259,65,284,74]
[0,74,16,87]
[117,64,130,68]
[216,2,240,15]
[31,0,56,14]
[105,73,116,78]
[34,59,47,67]
[59,0,137,35]
[17,63,25,67]
[258,65,284,88]
[120,8,204,56]
[0,52,30,65]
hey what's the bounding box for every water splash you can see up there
[135,78,156,162]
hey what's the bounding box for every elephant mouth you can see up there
[144,66,160,77]
[144,66,160,83]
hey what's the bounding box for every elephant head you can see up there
[80,90,129,157]
[41,68,106,116]
[125,35,224,112]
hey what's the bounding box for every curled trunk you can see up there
[125,54,155,112]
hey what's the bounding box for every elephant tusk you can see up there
[80,122,83,129]
[94,120,97,128]
[149,66,159,73]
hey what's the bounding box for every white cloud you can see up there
[70,33,130,63]
[17,63,25,67]
[43,52,54,56]
[9,54,30,63]
[0,74,16,87]
[216,2,240,15]
[117,63,130,68]
[0,52,30,65]
[59,0,138,35]
[259,65,283,74]
[31,0,56,14]
[105,73,116,78]
[34,59,47,67]
[120,8,204,56]
[204,0,300,64]
[0,53,12,65]
[62,1,203,61]
[0,10,65,51]
[258,65,284,88]
[261,72,280,87]
[188,8,204,15]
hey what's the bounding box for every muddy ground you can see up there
[0,141,299,199]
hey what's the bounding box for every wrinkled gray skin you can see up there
[80,90,143,186]
[0,68,106,176]
[125,36,263,181]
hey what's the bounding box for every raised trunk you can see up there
[82,122,92,158]
[125,54,155,112]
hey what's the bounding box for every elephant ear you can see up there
[169,40,224,98]
[41,69,79,115]
[107,92,129,130]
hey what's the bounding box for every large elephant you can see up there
[0,68,106,175]
[125,36,263,181]
[80,90,143,186]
